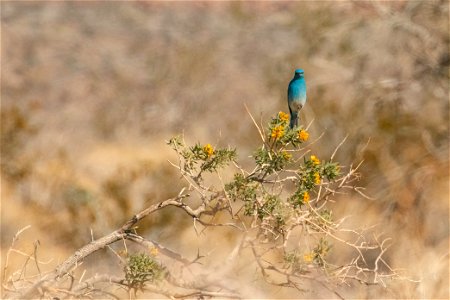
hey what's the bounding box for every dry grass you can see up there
[1,1,448,298]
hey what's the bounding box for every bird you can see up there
[287,69,307,129]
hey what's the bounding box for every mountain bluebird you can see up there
[287,69,307,129]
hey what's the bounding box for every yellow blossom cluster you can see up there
[282,151,292,160]
[271,125,285,140]
[203,144,214,157]
[314,172,321,185]
[303,252,314,263]
[303,191,310,203]
[298,129,309,142]
[149,247,159,256]
[278,111,290,122]
[310,155,320,165]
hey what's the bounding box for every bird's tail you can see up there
[289,112,298,129]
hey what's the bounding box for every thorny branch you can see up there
[3,113,411,299]
[12,190,237,299]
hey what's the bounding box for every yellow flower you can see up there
[271,125,285,140]
[203,144,214,157]
[149,247,159,256]
[282,151,292,160]
[303,191,310,203]
[303,252,314,263]
[298,129,309,142]
[278,111,289,122]
[310,155,320,165]
[314,172,321,185]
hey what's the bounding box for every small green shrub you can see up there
[124,253,165,290]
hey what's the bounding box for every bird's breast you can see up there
[289,100,303,112]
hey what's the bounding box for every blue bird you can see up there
[287,69,307,129]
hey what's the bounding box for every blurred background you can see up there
[1,1,448,298]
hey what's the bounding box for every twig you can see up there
[3,225,32,284]
[331,134,348,161]
[244,104,266,145]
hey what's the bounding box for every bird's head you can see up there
[294,69,304,77]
